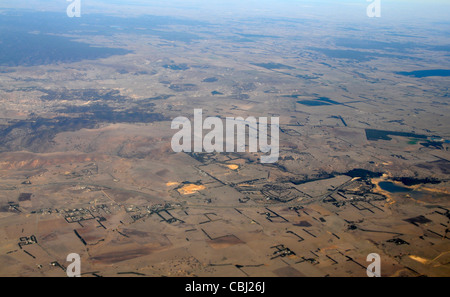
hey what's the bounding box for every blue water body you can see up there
[0,32,132,67]
[365,129,427,141]
[379,182,412,193]
[396,69,450,77]
[0,10,206,67]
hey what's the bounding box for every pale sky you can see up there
[0,0,449,22]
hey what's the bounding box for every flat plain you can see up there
[0,5,449,277]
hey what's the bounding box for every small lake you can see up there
[396,69,450,78]
[379,182,412,193]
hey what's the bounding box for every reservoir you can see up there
[378,182,412,193]
[396,69,450,78]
